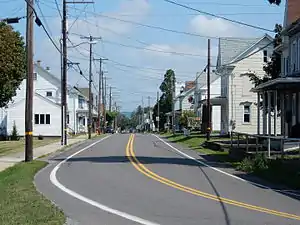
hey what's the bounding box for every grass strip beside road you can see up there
[0,161,65,225]
[164,133,236,165]
[0,137,60,157]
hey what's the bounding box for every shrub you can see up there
[11,121,19,141]
[38,135,44,140]
[237,153,269,173]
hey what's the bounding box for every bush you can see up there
[38,135,44,140]
[10,121,19,141]
[237,153,269,173]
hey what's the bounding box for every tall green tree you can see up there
[153,69,176,130]
[0,22,26,107]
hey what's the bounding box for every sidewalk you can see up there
[0,134,94,172]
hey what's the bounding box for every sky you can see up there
[1,0,285,112]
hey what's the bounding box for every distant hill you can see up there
[122,112,132,118]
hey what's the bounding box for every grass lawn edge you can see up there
[0,160,66,225]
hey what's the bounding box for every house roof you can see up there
[218,37,261,66]
[196,71,220,89]
[218,34,273,67]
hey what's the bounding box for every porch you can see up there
[252,77,300,138]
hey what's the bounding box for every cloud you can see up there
[189,15,247,37]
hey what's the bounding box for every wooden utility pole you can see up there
[206,39,211,141]
[25,0,34,162]
[80,36,101,138]
[109,86,112,112]
[88,35,93,139]
[157,91,160,132]
[103,76,107,131]
[62,0,68,145]
[94,58,107,134]
[61,0,93,145]
[172,75,176,135]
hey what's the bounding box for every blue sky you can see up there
[1,0,284,111]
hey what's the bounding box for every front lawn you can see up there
[0,161,65,225]
[0,137,59,157]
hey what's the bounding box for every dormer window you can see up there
[46,91,52,97]
[263,50,268,63]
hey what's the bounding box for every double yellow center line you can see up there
[126,134,300,221]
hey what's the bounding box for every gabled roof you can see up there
[197,71,220,89]
[217,34,273,67]
[35,93,61,108]
[34,63,61,88]
[218,37,260,66]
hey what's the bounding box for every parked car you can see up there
[106,127,114,134]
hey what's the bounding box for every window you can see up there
[67,115,70,124]
[298,38,300,71]
[243,105,251,123]
[263,50,268,63]
[46,91,52,97]
[291,40,297,72]
[35,114,50,125]
[33,73,37,80]
[40,114,45,124]
[34,114,39,124]
[78,97,85,109]
[46,114,50,124]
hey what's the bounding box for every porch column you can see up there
[274,90,277,136]
[297,92,300,123]
[257,92,260,135]
[263,92,267,135]
[267,91,272,135]
[280,92,286,137]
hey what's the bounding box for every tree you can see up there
[153,69,176,131]
[11,121,19,141]
[0,22,26,108]
[267,0,281,5]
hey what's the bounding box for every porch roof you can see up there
[251,77,300,92]
[200,96,226,106]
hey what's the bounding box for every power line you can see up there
[39,1,274,41]
[162,0,274,33]
[54,0,62,18]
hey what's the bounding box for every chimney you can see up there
[286,0,300,25]
[46,66,50,71]
[37,60,41,66]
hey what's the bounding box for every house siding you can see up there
[227,38,281,134]
[7,95,61,136]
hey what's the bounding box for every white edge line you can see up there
[153,134,300,197]
[50,135,160,225]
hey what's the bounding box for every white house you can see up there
[0,61,97,137]
[252,0,300,138]
[194,34,281,135]
[194,71,222,132]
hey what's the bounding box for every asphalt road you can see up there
[35,134,300,225]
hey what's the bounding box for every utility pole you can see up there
[62,0,68,145]
[94,58,107,134]
[109,86,112,112]
[142,97,145,131]
[104,76,107,129]
[157,91,160,132]
[172,75,176,135]
[25,0,34,162]
[148,96,151,132]
[206,39,211,141]
[88,35,93,139]
[80,36,101,139]
[61,0,93,145]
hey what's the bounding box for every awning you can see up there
[200,96,227,106]
[251,77,300,92]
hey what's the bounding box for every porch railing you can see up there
[230,131,300,158]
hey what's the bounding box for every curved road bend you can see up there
[35,134,300,225]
